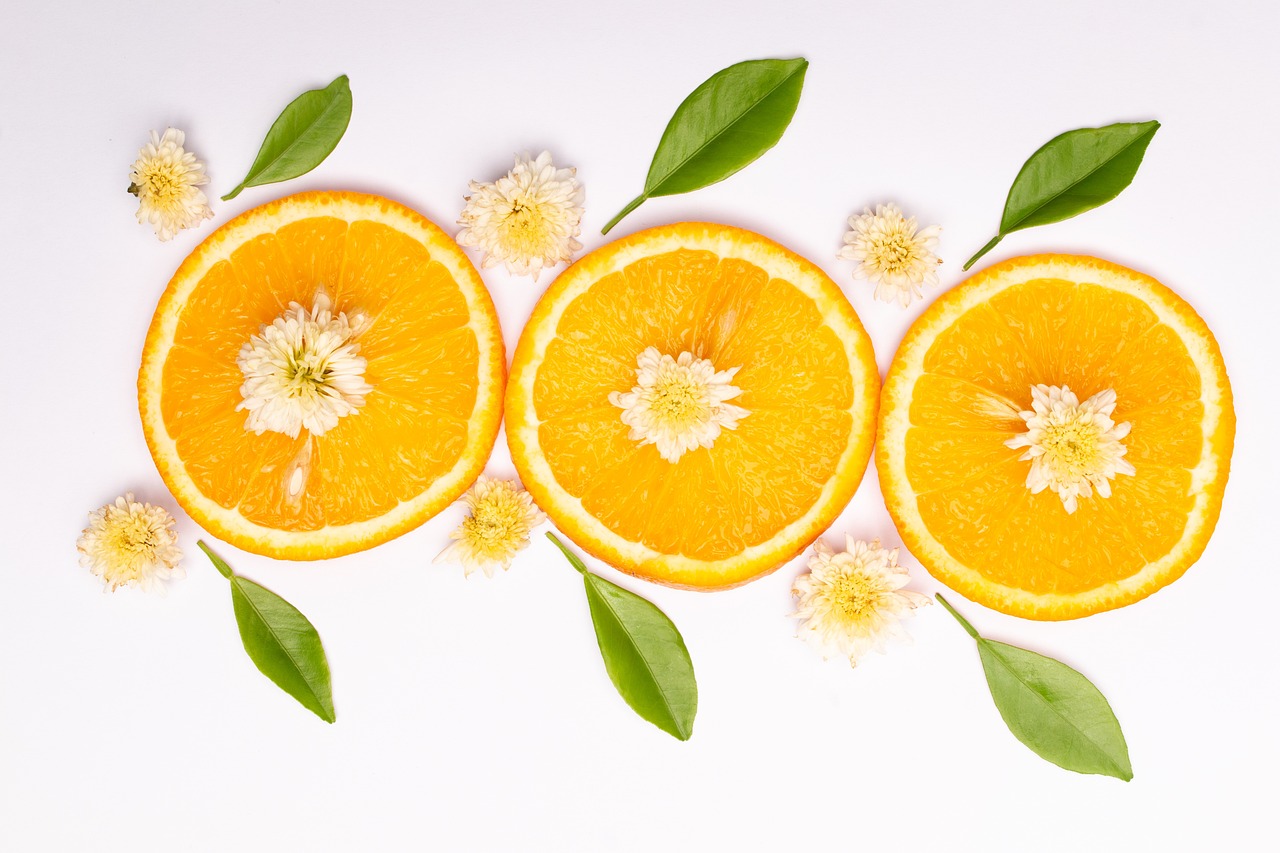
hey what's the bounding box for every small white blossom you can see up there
[129,128,214,241]
[236,289,372,439]
[838,203,942,307]
[435,477,546,577]
[77,494,184,593]
[609,347,749,464]
[456,151,585,277]
[792,536,929,667]
[1005,384,1135,513]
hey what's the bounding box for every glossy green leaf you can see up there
[938,595,1131,780]
[222,74,352,200]
[548,533,697,740]
[602,58,807,234]
[964,120,1160,269]
[198,542,336,723]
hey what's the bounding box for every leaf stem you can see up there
[546,532,589,576]
[935,593,981,639]
[963,234,1003,270]
[601,194,647,235]
[197,540,236,580]
[221,183,247,202]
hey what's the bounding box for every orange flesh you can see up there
[159,217,479,530]
[532,249,855,561]
[906,278,1202,595]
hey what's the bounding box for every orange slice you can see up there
[138,191,505,559]
[506,223,880,589]
[878,255,1234,619]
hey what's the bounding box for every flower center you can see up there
[506,199,535,228]
[135,163,188,206]
[609,347,750,463]
[106,515,161,559]
[236,289,372,440]
[500,196,556,249]
[830,571,879,621]
[649,371,706,426]
[465,503,520,550]
[1005,384,1135,514]
[873,233,916,273]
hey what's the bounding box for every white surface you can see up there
[2,0,1277,850]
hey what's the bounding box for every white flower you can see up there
[435,476,546,577]
[77,494,184,593]
[236,289,373,439]
[838,203,942,307]
[128,128,214,241]
[1005,384,1136,514]
[456,151,585,277]
[608,347,750,464]
[792,536,929,667]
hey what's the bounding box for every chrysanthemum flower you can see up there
[456,151,584,277]
[435,476,545,577]
[1005,384,1135,513]
[77,494,184,592]
[128,128,214,241]
[792,535,929,667]
[609,347,749,463]
[838,203,942,307]
[236,289,372,439]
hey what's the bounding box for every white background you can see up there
[3,0,1278,850]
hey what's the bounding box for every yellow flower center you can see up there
[1038,419,1104,480]
[499,196,554,252]
[281,349,337,397]
[105,514,161,560]
[870,232,917,274]
[136,162,188,208]
[829,570,881,622]
[649,372,707,429]
[463,495,528,556]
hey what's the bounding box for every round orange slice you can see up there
[878,255,1234,619]
[139,191,505,559]
[506,223,880,589]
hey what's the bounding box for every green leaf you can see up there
[547,533,697,740]
[977,639,1132,780]
[964,120,1160,269]
[937,594,1131,780]
[222,74,352,201]
[602,58,807,234]
[198,542,336,723]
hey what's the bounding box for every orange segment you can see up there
[878,255,1234,619]
[507,222,880,589]
[138,191,505,559]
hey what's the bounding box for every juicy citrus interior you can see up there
[139,191,505,559]
[507,223,880,588]
[878,255,1234,619]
